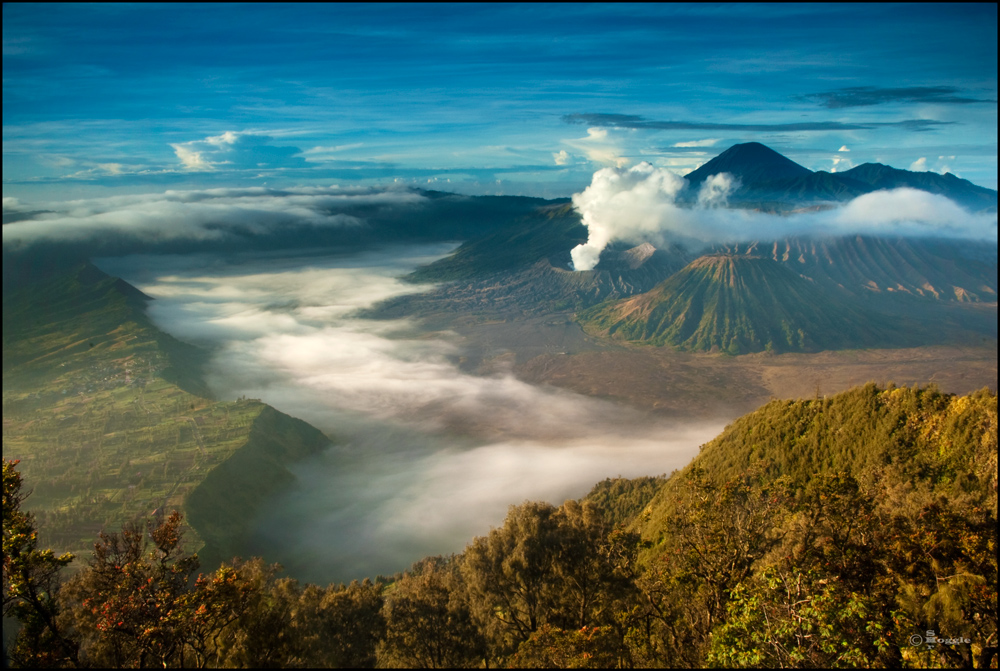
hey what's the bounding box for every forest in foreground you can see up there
[4,383,997,668]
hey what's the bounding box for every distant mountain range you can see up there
[2,191,559,291]
[389,142,997,354]
[686,142,813,186]
[5,140,995,357]
[684,142,997,212]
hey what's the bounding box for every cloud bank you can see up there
[570,163,998,269]
[1,186,427,250]
[96,249,720,582]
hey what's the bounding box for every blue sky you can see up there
[3,3,997,205]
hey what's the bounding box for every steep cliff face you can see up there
[184,405,332,569]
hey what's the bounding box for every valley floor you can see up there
[446,312,998,420]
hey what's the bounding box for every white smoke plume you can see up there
[570,163,690,270]
[570,164,997,269]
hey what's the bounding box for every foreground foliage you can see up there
[4,384,997,667]
[3,460,78,667]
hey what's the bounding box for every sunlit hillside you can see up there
[2,263,329,566]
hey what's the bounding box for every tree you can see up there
[630,467,790,666]
[708,567,896,668]
[377,557,484,668]
[507,624,621,669]
[214,573,385,668]
[57,512,286,668]
[462,501,562,657]
[56,511,202,667]
[886,496,997,668]
[312,578,385,668]
[461,500,642,666]
[3,459,78,667]
[181,558,286,668]
[548,500,640,633]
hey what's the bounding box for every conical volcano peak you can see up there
[685,142,812,186]
[577,251,894,354]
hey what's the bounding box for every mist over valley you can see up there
[91,247,725,583]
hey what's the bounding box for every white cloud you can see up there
[831,187,989,237]
[562,127,629,168]
[570,162,687,269]
[206,130,240,147]
[697,172,739,208]
[936,155,957,174]
[831,155,854,172]
[97,163,125,175]
[171,131,307,172]
[1,186,427,248]
[38,154,76,168]
[3,197,26,212]
[302,143,365,158]
[674,138,721,147]
[570,163,743,269]
[553,149,571,166]
[910,156,928,172]
[172,144,213,171]
[838,145,850,152]
[569,164,998,268]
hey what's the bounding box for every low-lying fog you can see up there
[96,246,724,584]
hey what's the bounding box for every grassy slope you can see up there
[2,263,330,562]
[578,254,900,354]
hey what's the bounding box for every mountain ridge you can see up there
[686,142,997,212]
[2,262,333,564]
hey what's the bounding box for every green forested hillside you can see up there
[7,384,996,668]
[630,383,997,667]
[1,263,330,565]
